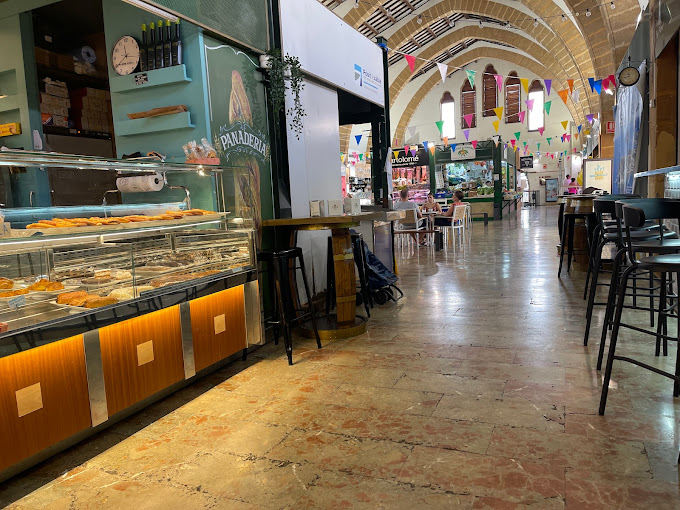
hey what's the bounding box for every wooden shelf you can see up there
[36,65,109,90]
[115,111,195,137]
[42,125,112,140]
[109,65,191,94]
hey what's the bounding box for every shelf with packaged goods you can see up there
[109,65,191,94]
[115,111,195,137]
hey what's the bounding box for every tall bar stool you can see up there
[558,204,596,277]
[596,199,680,369]
[258,248,321,365]
[600,201,680,416]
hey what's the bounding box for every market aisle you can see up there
[2,206,680,509]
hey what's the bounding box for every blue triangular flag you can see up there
[450,143,457,154]
[577,125,582,133]
[423,141,429,150]
[593,80,602,94]
[588,78,595,92]
[355,135,362,145]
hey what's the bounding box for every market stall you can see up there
[390,145,430,205]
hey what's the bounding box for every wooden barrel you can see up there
[331,228,357,327]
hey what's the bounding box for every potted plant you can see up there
[263,48,305,139]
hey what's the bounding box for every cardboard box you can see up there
[344,198,361,215]
[53,115,68,128]
[44,83,69,98]
[39,103,68,117]
[34,47,54,67]
[309,200,326,217]
[327,200,343,216]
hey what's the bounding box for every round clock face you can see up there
[619,66,640,87]
[112,36,140,76]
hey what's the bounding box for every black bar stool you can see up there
[558,205,596,277]
[596,199,680,369]
[258,248,321,365]
[600,201,680,416]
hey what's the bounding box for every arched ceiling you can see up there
[321,0,641,154]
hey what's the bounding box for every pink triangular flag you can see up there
[608,74,616,88]
[463,114,473,128]
[471,140,478,149]
[518,111,526,123]
[404,54,416,73]
[494,74,503,93]
[565,134,571,142]
[525,99,534,111]
[510,139,516,147]
[538,127,545,136]
[437,63,448,84]
[463,129,470,141]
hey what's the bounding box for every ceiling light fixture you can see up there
[585,8,591,17]
[610,2,616,8]
[562,14,567,22]
[533,18,539,27]
[417,15,423,24]
[448,18,455,28]
[575,11,580,16]
[354,0,359,8]
[478,19,483,28]
[121,0,179,22]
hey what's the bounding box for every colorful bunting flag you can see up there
[355,135,362,145]
[572,88,580,104]
[463,114,474,128]
[567,79,574,93]
[557,89,569,104]
[493,106,504,119]
[538,127,545,136]
[547,137,551,145]
[471,140,478,149]
[492,135,500,147]
[520,78,529,94]
[537,143,541,151]
[464,129,470,141]
[544,101,552,115]
[492,120,500,132]
[451,144,457,153]
[574,133,579,141]
[408,126,417,138]
[405,54,416,73]
[514,132,521,141]
[588,77,595,92]
[341,154,345,163]
[443,136,448,146]
[586,114,594,123]
[608,74,616,88]
[518,111,526,124]
[561,120,569,130]
[410,147,416,157]
[466,70,476,88]
[359,154,363,161]
[423,141,429,150]
[525,99,534,111]
[494,74,503,93]
[544,79,552,96]
[437,63,448,84]
[565,134,571,142]
[593,79,602,94]
[510,139,516,147]
[577,125,582,133]
[429,146,436,155]
[392,151,399,160]
[435,120,444,135]
[523,141,527,147]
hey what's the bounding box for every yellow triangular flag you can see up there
[520,78,529,94]
[341,154,345,163]
[561,120,569,130]
[429,146,436,155]
[584,129,590,135]
[493,107,504,119]
[393,150,399,160]
[492,120,500,132]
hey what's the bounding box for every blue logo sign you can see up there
[354,64,362,86]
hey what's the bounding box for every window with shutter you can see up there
[461,80,476,129]
[505,72,521,124]
[482,65,497,117]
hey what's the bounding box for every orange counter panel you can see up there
[99,306,184,417]
[0,336,91,471]
[190,286,246,372]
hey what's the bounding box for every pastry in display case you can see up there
[0,150,262,480]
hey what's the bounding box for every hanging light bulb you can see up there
[610,2,616,8]
[478,19,483,28]
[585,8,591,17]
[533,18,539,27]
[448,17,455,28]
[417,15,422,24]
[561,14,567,22]
[353,0,359,8]
[575,11,580,16]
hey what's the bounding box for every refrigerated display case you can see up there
[0,150,262,481]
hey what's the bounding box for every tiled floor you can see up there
[2,206,680,509]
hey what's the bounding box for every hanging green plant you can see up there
[263,49,305,140]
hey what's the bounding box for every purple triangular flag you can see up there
[544,79,552,96]
[464,129,470,141]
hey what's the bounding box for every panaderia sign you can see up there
[391,148,429,168]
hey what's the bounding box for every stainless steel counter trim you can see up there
[634,165,680,178]
[179,302,196,379]
[82,330,108,427]
[244,279,263,346]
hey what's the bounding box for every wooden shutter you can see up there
[482,65,497,117]
[461,82,476,128]
[505,73,521,124]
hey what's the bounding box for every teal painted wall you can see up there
[102,0,216,210]
[0,0,60,20]
[0,13,50,207]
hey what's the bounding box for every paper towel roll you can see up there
[116,173,164,193]
[72,46,97,63]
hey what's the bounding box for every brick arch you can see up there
[345,0,597,116]
[392,47,576,144]
[388,26,588,123]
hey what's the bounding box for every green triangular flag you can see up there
[435,121,444,135]
[465,69,476,88]
[514,132,521,141]
[523,141,527,147]
[359,154,363,161]
[537,143,541,150]
[546,137,552,145]
[544,100,552,115]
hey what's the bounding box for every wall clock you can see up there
[111,36,140,76]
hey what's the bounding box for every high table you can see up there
[263,211,404,339]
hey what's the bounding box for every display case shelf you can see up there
[109,65,191,94]
[115,111,195,137]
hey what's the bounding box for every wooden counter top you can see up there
[263,211,404,228]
